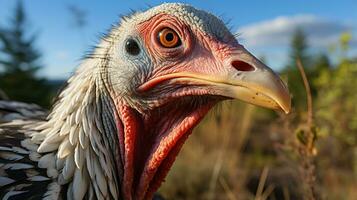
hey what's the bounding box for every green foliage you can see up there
[0,1,52,107]
[0,71,51,106]
[161,31,357,199]
[316,59,357,146]
[328,31,353,61]
[315,34,357,148]
[339,32,352,53]
[0,3,355,198]
[289,28,311,66]
[282,28,311,112]
[296,126,318,147]
[282,29,332,114]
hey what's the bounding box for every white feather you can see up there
[75,109,82,125]
[93,155,108,198]
[69,125,79,145]
[79,128,88,149]
[38,153,55,169]
[62,153,75,180]
[74,145,85,169]
[69,111,76,126]
[56,157,65,170]
[24,51,120,199]
[21,139,38,151]
[37,141,60,153]
[59,121,71,136]
[57,138,73,159]
[72,169,89,200]
[82,116,90,136]
[86,149,95,179]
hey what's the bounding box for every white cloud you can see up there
[237,14,355,48]
[236,15,357,70]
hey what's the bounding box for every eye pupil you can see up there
[165,33,174,41]
[158,28,181,48]
[125,39,140,55]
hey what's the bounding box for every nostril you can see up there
[231,60,255,72]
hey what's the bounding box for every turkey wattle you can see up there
[0,3,290,200]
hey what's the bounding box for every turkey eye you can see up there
[158,28,181,48]
[125,39,140,55]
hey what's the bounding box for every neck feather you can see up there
[32,58,123,199]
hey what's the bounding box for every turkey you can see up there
[0,3,290,200]
[0,101,47,123]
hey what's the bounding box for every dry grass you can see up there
[295,59,319,200]
[159,59,356,199]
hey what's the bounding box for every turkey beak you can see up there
[138,46,291,113]
[218,47,291,114]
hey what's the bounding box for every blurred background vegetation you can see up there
[0,1,356,200]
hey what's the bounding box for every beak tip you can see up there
[274,88,291,114]
[283,108,291,114]
[280,97,291,114]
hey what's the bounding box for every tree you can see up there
[315,52,357,171]
[289,28,311,68]
[282,28,311,112]
[0,1,51,107]
[282,28,331,113]
[316,33,357,146]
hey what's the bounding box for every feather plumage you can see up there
[0,3,290,200]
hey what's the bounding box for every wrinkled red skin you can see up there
[115,100,216,200]
[114,14,239,200]
[138,14,239,83]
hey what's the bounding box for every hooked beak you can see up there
[216,48,291,114]
[139,46,291,114]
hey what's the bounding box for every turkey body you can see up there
[0,3,290,200]
[0,101,61,199]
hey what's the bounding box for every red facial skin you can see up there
[138,14,239,88]
[114,14,241,200]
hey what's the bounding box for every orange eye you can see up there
[158,28,181,48]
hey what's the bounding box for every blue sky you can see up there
[0,0,356,79]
